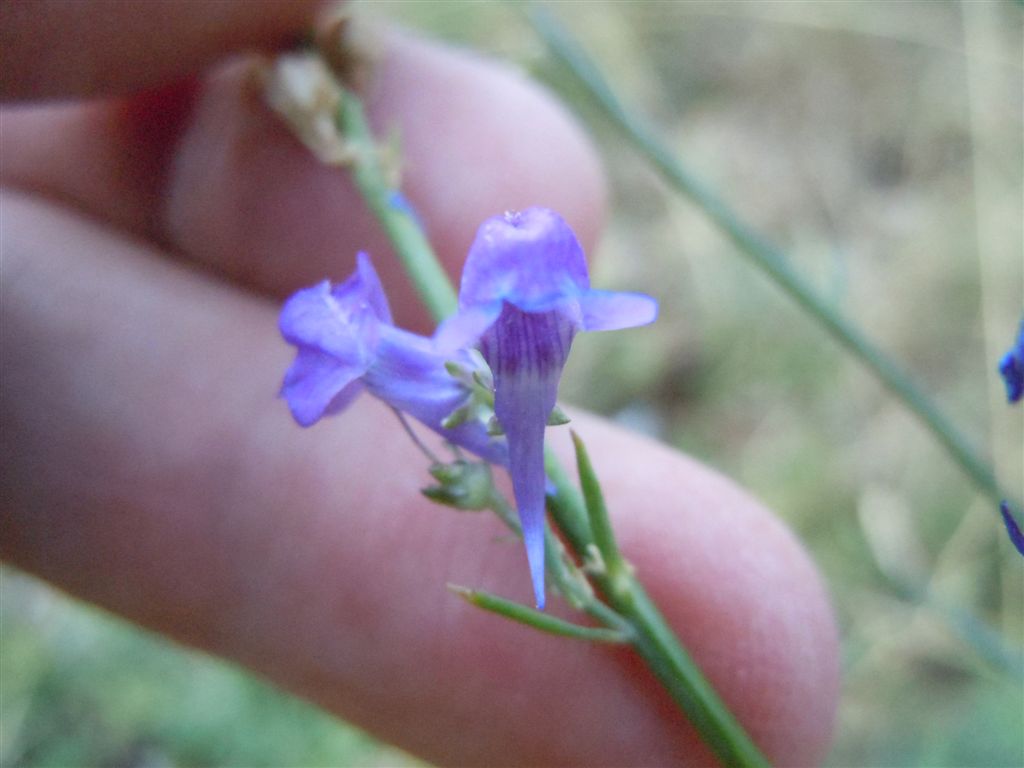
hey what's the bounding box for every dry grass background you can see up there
[2,2,1021,766]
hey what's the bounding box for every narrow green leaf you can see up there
[543,446,593,557]
[570,431,626,586]
[448,584,630,643]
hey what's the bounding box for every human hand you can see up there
[0,2,838,764]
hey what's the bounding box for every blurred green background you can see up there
[3,1,1022,766]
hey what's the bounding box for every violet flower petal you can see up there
[353,251,394,325]
[280,349,365,427]
[579,289,659,331]
[279,280,371,361]
[459,208,590,312]
[499,371,555,610]
[433,304,503,355]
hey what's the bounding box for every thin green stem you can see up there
[526,5,1020,514]
[335,89,457,321]
[390,408,442,465]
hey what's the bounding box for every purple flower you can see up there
[443,208,658,608]
[280,211,657,610]
[279,253,506,466]
[1000,502,1024,557]
[998,318,1024,404]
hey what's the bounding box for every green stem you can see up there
[336,89,457,321]
[526,5,1020,514]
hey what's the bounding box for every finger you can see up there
[0,0,322,100]
[1,31,607,330]
[1,191,838,766]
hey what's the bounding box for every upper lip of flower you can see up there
[436,207,658,352]
[458,208,590,311]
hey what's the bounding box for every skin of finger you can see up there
[0,31,607,332]
[0,79,201,238]
[0,0,322,100]
[1,192,839,766]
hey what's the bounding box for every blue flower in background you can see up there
[998,318,1024,404]
[441,208,658,608]
[280,253,506,466]
[1000,502,1024,557]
